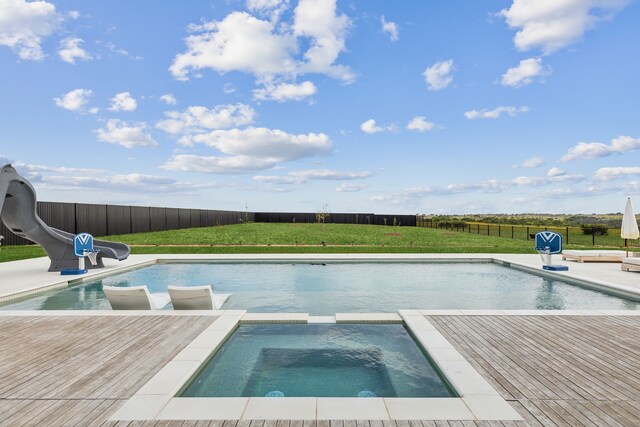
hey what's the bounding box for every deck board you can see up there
[2,314,640,426]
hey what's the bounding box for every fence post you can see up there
[526,226,529,240]
[512,226,514,239]
[592,231,595,246]
[566,227,569,245]
[477,224,480,234]
[498,225,501,237]
[487,224,490,236]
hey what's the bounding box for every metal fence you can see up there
[0,202,252,246]
[0,202,416,246]
[417,217,639,249]
[254,212,416,226]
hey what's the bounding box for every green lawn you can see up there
[0,222,624,263]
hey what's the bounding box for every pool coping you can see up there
[108,311,523,421]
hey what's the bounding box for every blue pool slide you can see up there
[0,164,130,271]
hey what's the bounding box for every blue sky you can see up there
[1,0,639,215]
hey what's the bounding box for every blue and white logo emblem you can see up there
[74,233,94,257]
[535,231,562,254]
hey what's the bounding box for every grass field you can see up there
[0,222,628,263]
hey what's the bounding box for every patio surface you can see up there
[1,253,639,425]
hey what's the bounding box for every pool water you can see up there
[180,324,454,398]
[2,262,638,312]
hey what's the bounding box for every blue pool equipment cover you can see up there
[0,164,130,272]
[265,390,285,397]
[357,390,377,397]
[535,231,568,271]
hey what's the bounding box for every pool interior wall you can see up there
[180,323,455,398]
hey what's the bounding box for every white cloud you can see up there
[547,167,566,177]
[561,135,640,161]
[57,37,91,64]
[0,0,62,60]
[501,57,550,87]
[520,156,545,168]
[163,127,332,173]
[68,10,80,20]
[336,183,366,192]
[406,116,436,132]
[170,0,353,84]
[156,104,255,135]
[593,166,640,181]
[253,81,317,101]
[109,92,137,112]
[381,16,399,42]
[360,119,395,134]
[96,119,158,148]
[254,169,371,184]
[53,88,93,112]
[160,93,177,105]
[499,0,630,54]
[247,0,290,21]
[464,105,529,119]
[292,0,353,81]
[423,59,453,91]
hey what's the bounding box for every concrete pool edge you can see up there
[109,311,522,422]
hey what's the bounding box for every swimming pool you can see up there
[2,261,638,312]
[180,323,454,398]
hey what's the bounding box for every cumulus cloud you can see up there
[423,59,453,91]
[501,57,550,87]
[593,166,640,181]
[160,93,177,105]
[53,88,93,112]
[406,116,436,132]
[360,119,396,134]
[547,167,566,177]
[247,0,290,22]
[57,37,91,64]
[163,127,332,173]
[381,16,399,42]
[561,135,640,161]
[519,156,545,168]
[499,0,630,54]
[254,169,371,184]
[156,104,255,136]
[109,92,137,112]
[170,0,354,85]
[0,0,63,60]
[253,81,317,101]
[464,105,529,119]
[96,119,158,148]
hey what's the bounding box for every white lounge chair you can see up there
[561,250,629,263]
[622,257,640,272]
[103,285,170,310]
[168,285,231,310]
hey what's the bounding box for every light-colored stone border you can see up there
[109,311,523,422]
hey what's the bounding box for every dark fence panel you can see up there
[38,202,76,233]
[76,204,107,236]
[178,209,191,229]
[107,205,131,235]
[131,206,151,234]
[149,207,166,232]
[166,208,180,230]
[190,209,201,228]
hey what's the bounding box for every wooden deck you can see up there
[1,315,639,426]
